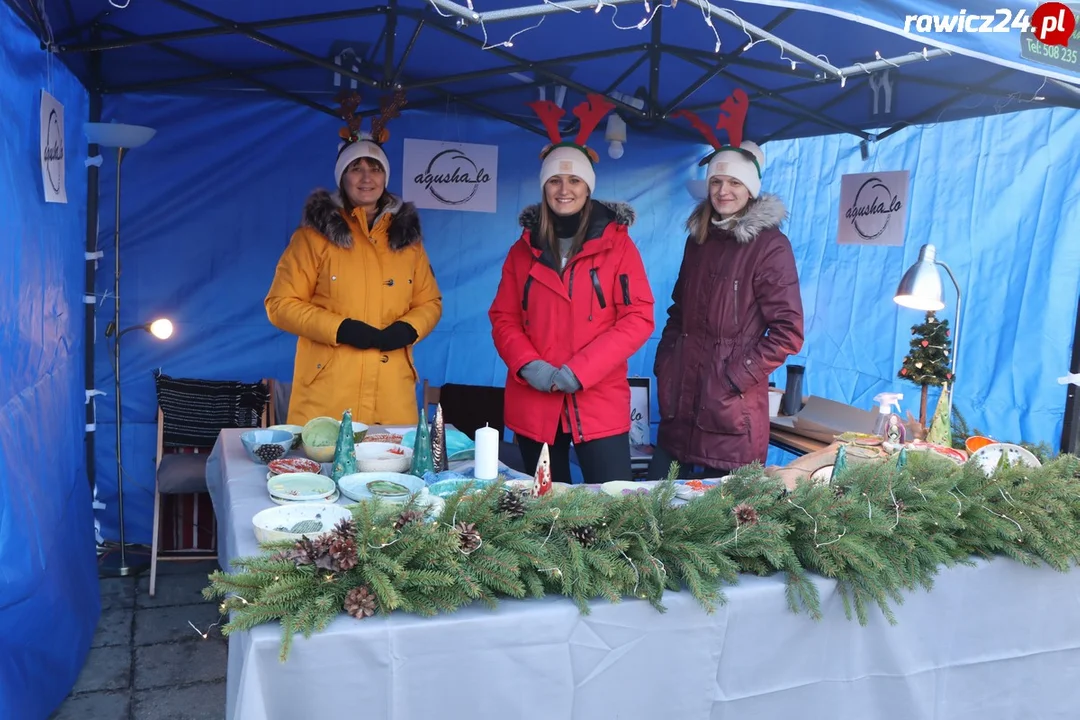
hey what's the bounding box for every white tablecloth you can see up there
[206,429,1080,720]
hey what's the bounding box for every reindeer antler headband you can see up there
[336,89,408,145]
[526,93,617,164]
[671,88,758,173]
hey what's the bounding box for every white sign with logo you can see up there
[837,170,910,246]
[40,90,66,204]
[402,138,498,213]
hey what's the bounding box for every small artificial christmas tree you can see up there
[897,310,954,429]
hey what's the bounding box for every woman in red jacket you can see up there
[649,92,804,479]
[489,94,655,485]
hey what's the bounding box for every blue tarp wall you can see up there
[89,87,1080,545]
[0,2,99,718]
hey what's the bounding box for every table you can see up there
[206,429,1080,720]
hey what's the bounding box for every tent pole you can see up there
[85,51,102,495]
[384,0,396,86]
[1061,292,1080,455]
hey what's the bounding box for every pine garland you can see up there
[204,454,1080,661]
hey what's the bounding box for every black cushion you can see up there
[154,370,268,449]
[157,452,210,494]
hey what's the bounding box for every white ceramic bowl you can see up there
[354,441,413,473]
[252,503,353,544]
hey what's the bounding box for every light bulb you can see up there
[149,318,174,340]
[608,141,624,159]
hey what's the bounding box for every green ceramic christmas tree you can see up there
[331,409,358,482]
[925,387,952,447]
[409,410,435,478]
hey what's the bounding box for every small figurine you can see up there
[431,403,449,472]
[409,410,435,478]
[886,414,905,445]
[532,443,552,497]
[331,409,358,482]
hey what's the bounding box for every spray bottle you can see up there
[872,392,904,437]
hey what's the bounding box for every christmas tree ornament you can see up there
[925,387,952,447]
[568,524,597,546]
[532,443,553,497]
[409,410,435,478]
[455,522,482,553]
[498,487,528,519]
[344,585,377,619]
[432,403,449,472]
[331,410,358,482]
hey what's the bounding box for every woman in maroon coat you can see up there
[490,94,655,485]
[649,114,803,479]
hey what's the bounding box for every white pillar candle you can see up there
[474,424,500,480]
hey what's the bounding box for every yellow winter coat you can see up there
[265,190,442,427]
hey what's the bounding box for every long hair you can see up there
[689,195,757,245]
[537,193,592,270]
[338,156,392,217]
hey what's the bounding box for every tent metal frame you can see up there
[9,0,1080,452]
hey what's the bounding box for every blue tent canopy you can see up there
[20,0,1080,144]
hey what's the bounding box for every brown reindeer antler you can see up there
[572,93,616,146]
[671,108,722,149]
[370,88,407,144]
[527,100,566,146]
[715,88,749,149]
[336,90,364,142]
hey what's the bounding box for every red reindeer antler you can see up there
[715,88,749,148]
[671,109,722,149]
[572,93,616,146]
[336,90,364,142]
[527,100,566,145]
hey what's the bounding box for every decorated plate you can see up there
[267,472,337,501]
[906,441,967,465]
[337,472,427,503]
[364,433,404,444]
[602,481,648,497]
[427,477,495,499]
[267,457,322,476]
[970,443,1041,476]
[674,478,721,499]
[836,432,883,446]
[366,479,412,498]
[271,488,340,506]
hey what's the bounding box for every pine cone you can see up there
[455,522,482,553]
[329,536,358,571]
[833,485,848,499]
[733,503,759,526]
[332,517,357,541]
[497,488,527,519]
[394,509,424,530]
[568,524,596,546]
[343,585,377,619]
[894,498,906,513]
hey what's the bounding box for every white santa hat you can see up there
[540,144,596,193]
[706,140,765,198]
[335,135,391,187]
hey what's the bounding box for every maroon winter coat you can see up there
[654,194,804,469]
[490,200,655,445]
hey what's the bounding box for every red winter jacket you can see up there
[489,200,655,445]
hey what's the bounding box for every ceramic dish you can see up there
[337,472,427,503]
[401,427,476,461]
[906,441,967,465]
[364,432,404,444]
[601,480,645,497]
[836,431,883,446]
[366,479,412,498]
[271,488,340,506]
[267,472,337,502]
[267,457,322,476]
[301,416,340,463]
[268,424,304,449]
[970,443,1041,476]
[351,421,369,443]
[965,435,995,453]
[427,477,495,499]
[674,478,721,500]
[354,442,413,473]
[240,429,295,465]
[252,502,353,544]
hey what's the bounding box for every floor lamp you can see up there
[893,243,962,419]
[85,121,159,577]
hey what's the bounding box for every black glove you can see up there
[337,318,380,349]
[519,360,559,393]
[377,321,419,351]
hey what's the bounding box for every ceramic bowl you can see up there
[352,421,369,444]
[301,416,341,463]
[354,441,413,473]
[252,503,353,544]
[240,429,295,465]
[427,477,495,499]
[268,424,304,449]
[337,472,427,503]
[267,471,338,502]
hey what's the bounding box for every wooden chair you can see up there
[265,378,292,426]
[149,371,270,597]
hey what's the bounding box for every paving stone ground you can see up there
[49,560,227,720]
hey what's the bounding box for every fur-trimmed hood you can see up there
[686,193,787,244]
[518,199,635,238]
[301,189,422,250]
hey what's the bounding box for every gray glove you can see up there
[553,365,582,393]
[519,360,559,392]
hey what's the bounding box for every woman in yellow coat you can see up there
[265,110,442,427]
